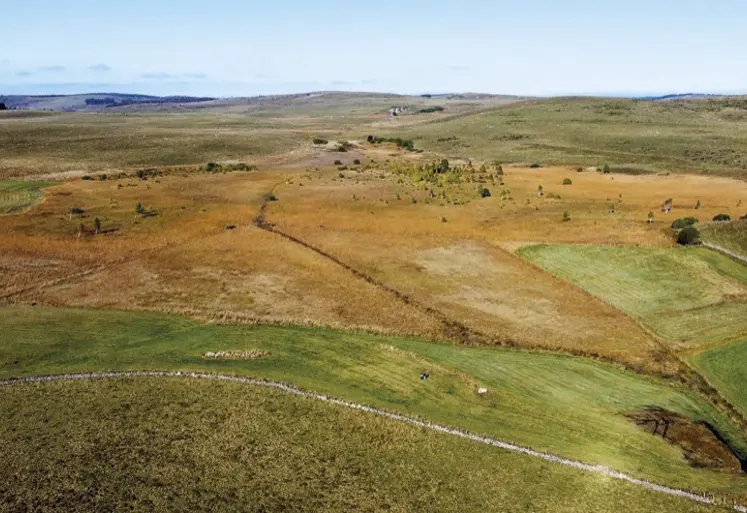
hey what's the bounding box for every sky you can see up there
[2,0,746,97]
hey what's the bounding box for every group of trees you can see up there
[0,102,6,111]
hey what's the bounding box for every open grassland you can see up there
[2,306,747,501]
[519,245,747,349]
[0,172,441,338]
[690,339,747,419]
[0,378,725,513]
[701,220,747,256]
[391,97,747,178]
[0,180,56,214]
[4,96,747,180]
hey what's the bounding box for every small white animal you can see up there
[477,387,488,395]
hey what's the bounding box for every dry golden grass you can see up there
[0,170,440,338]
[3,161,747,373]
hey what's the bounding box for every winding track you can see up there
[2,370,745,512]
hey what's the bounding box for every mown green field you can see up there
[1,306,746,500]
[701,220,747,256]
[518,245,747,347]
[0,180,56,214]
[0,378,723,513]
[393,97,747,177]
[690,338,747,419]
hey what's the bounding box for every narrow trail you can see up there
[703,243,747,266]
[1,370,744,512]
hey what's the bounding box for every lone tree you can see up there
[648,211,655,224]
[563,178,572,185]
[677,226,700,246]
[0,102,6,111]
[478,185,491,198]
[695,200,701,209]
[562,210,571,222]
[93,217,101,235]
[713,214,731,222]
[603,164,611,174]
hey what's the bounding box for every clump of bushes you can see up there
[204,162,222,172]
[136,168,161,179]
[741,213,747,220]
[671,217,699,229]
[81,175,93,180]
[562,178,572,185]
[225,163,258,172]
[478,186,491,198]
[713,214,731,222]
[677,226,700,245]
[333,159,343,166]
[312,138,328,145]
[529,163,541,169]
[367,136,416,152]
[418,106,445,114]
[353,159,361,165]
[267,194,278,202]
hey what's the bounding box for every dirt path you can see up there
[703,243,747,266]
[1,370,744,512]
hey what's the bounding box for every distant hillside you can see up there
[0,93,216,111]
[638,93,725,101]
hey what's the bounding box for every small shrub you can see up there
[670,217,699,229]
[529,163,541,169]
[205,162,222,172]
[441,216,447,223]
[81,175,92,181]
[93,217,101,235]
[353,159,361,165]
[713,214,731,222]
[562,178,572,185]
[135,202,146,215]
[577,167,583,172]
[312,138,328,145]
[367,135,375,143]
[418,106,445,114]
[98,174,108,181]
[677,226,700,245]
[333,160,343,166]
[741,213,747,220]
[267,194,278,202]
[479,186,491,198]
[603,164,611,174]
[695,200,701,209]
[562,211,571,222]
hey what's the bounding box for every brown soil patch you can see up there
[627,408,743,472]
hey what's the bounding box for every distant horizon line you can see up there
[2,89,745,100]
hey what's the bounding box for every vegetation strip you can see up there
[702,243,747,266]
[2,370,745,512]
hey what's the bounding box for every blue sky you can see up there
[2,0,746,97]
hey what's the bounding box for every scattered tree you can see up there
[695,200,701,209]
[0,102,6,111]
[478,186,491,198]
[136,202,146,215]
[648,211,655,224]
[713,214,731,222]
[562,211,571,222]
[677,226,700,245]
[603,164,611,174]
[93,217,101,235]
[562,178,572,185]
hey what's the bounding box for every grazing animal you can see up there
[477,387,488,395]
[420,372,430,381]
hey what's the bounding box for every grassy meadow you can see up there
[689,338,747,419]
[0,377,726,513]
[0,180,57,214]
[392,97,747,178]
[701,219,747,255]
[519,245,747,348]
[2,306,747,500]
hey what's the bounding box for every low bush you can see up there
[671,217,699,229]
[81,175,93,180]
[333,160,343,166]
[603,164,611,174]
[353,159,361,165]
[418,106,445,114]
[204,162,222,173]
[677,226,700,245]
[478,186,491,198]
[312,138,328,145]
[562,178,572,185]
[713,214,731,222]
[529,163,541,169]
[137,168,161,179]
[70,207,85,215]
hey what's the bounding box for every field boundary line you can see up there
[1,370,744,512]
[703,243,747,266]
